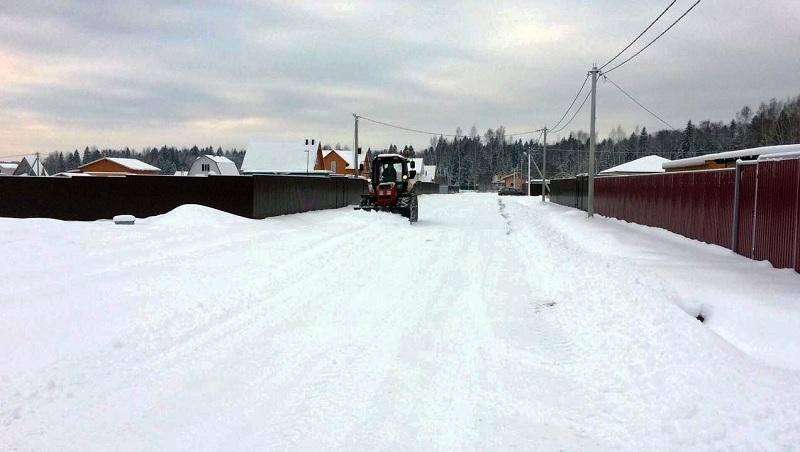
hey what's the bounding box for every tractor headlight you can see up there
[367,178,372,183]
[402,175,408,180]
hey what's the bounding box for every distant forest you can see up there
[417,93,800,188]
[41,146,246,175]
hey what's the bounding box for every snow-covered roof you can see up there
[376,153,405,159]
[663,144,800,170]
[600,155,670,174]
[242,138,329,174]
[53,171,94,177]
[174,171,189,176]
[323,149,356,168]
[81,157,160,172]
[0,163,17,169]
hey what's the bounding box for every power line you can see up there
[508,128,545,138]
[603,75,677,130]
[358,115,460,137]
[550,89,592,135]
[602,0,702,75]
[598,0,678,71]
[550,74,590,131]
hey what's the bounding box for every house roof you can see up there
[323,149,356,168]
[600,155,670,174]
[242,137,329,174]
[81,157,160,172]
[16,155,47,175]
[0,163,17,170]
[663,144,800,170]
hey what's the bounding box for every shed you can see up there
[79,157,160,175]
[188,155,240,176]
[0,162,17,175]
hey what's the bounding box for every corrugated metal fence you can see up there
[0,174,366,221]
[549,157,800,273]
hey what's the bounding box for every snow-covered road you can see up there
[2,193,800,450]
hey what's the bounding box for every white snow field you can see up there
[2,193,800,451]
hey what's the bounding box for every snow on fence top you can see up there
[758,149,800,162]
[663,144,800,170]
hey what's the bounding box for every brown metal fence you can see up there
[0,175,366,221]
[549,158,800,273]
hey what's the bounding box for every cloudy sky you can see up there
[0,0,798,158]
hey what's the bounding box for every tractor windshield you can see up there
[379,162,403,183]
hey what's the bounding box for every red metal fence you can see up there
[561,157,800,273]
[595,170,735,249]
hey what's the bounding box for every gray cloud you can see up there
[0,0,798,156]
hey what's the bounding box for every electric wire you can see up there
[598,0,678,71]
[549,74,590,131]
[358,115,460,137]
[602,0,702,75]
[603,75,677,130]
[550,89,592,135]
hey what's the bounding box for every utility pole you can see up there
[588,66,599,217]
[526,149,531,196]
[542,127,548,202]
[353,114,359,177]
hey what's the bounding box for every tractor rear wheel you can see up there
[409,194,418,223]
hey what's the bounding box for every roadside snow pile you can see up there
[515,196,800,370]
[145,204,252,227]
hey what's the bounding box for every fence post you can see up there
[731,162,742,252]
[751,162,760,259]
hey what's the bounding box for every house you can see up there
[79,157,160,175]
[0,162,17,175]
[13,155,48,176]
[599,155,670,176]
[663,144,800,172]
[188,155,240,176]
[174,170,189,176]
[497,171,527,189]
[242,138,329,175]
[316,148,360,176]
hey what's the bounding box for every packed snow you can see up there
[2,193,800,450]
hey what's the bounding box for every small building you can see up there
[0,162,17,175]
[663,144,800,172]
[600,155,670,176]
[79,157,160,175]
[13,155,48,176]
[174,170,189,176]
[497,171,527,189]
[188,155,239,176]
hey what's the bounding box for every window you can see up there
[331,160,337,173]
[201,163,210,172]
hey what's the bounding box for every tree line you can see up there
[417,93,800,188]
[41,146,245,175]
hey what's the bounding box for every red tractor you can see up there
[355,153,419,223]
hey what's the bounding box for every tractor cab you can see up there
[368,154,416,193]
